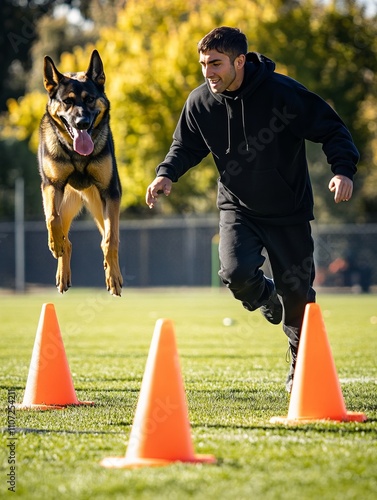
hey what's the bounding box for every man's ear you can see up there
[235,54,246,69]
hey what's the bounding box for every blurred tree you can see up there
[0,91,49,221]
[255,0,377,222]
[357,94,377,220]
[0,0,53,111]
[27,14,98,93]
[88,0,127,27]
[26,1,128,93]
[0,0,99,111]
[0,138,42,221]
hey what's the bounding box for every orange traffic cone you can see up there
[271,303,366,424]
[17,303,94,410]
[101,318,216,468]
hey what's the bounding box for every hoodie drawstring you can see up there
[241,98,249,151]
[224,98,249,154]
[225,100,231,154]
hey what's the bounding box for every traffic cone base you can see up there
[100,454,216,469]
[270,411,367,425]
[271,303,366,424]
[101,318,216,468]
[16,401,94,411]
[18,303,94,410]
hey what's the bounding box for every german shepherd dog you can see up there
[38,50,123,296]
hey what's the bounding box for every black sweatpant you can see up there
[218,209,316,347]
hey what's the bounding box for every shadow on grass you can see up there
[1,427,126,435]
[192,420,377,433]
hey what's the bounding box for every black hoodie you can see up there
[156,52,359,224]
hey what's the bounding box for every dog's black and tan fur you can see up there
[38,50,123,296]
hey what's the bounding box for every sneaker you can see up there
[285,342,298,393]
[260,279,282,325]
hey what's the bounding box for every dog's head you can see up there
[43,50,109,156]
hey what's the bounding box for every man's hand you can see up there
[146,176,172,209]
[328,175,353,204]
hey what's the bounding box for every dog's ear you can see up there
[43,56,64,94]
[86,50,105,88]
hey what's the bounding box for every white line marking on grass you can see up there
[339,377,377,384]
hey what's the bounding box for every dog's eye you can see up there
[63,98,74,106]
[85,96,95,104]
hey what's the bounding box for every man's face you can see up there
[199,49,245,93]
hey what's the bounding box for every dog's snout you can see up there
[75,116,91,130]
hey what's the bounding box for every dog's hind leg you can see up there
[55,187,82,293]
[84,186,123,296]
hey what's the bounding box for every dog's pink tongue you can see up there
[72,129,94,156]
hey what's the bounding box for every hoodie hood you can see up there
[206,52,276,103]
[206,52,276,154]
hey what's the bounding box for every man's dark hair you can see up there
[197,27,248,62]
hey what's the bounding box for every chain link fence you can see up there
[0,217,376,292]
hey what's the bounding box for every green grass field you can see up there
[1,288,376,499]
